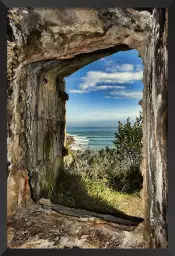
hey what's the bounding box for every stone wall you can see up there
[7,8,168,247]
[141,8,168,248]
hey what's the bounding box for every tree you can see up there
[112,112,143,192]
[113,112,143,164]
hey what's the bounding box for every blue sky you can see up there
[65,49,143,127]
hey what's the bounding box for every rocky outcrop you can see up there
[7,8,168,248]
[141,8,168,248]
[65,134,75,147]
[7,203,145,249]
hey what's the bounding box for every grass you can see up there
[54,139,143,218]
[82,179,143,217]
[53,172,143,218]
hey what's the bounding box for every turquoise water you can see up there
[66,127,117,149]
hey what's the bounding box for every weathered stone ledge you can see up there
[7,203,145,248]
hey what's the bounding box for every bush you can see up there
[53,168,143,217]
[113,112,143,166]
[64,113,143,193]
[111,112,143,192]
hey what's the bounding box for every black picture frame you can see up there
[0,0,174,255]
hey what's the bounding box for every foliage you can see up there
[113,112,143,166]
[55,113,144,216]
[58,91,69,101]
[62,146,69,157]
[53,169,143,217]
[111,112,143,192]
[138,52,142,58]
[64,113,143,193]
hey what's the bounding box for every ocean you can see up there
[66,127,117,150]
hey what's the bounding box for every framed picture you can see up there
[0,0,173,255]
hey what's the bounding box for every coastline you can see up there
[66,133,82,151]
[66,127,116,151]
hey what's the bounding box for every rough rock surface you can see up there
[7,8,168,248]
[141,8,168,248]
[7,202,145,249]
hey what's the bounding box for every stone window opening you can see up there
[55,49,145,221]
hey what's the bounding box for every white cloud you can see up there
[100,58,114,66]
[106,63,134,73]
[69,89,89,94]
[102,60,143,73]
[67,105,142,124]
[107,90,143,100]
[119,64,134,72]
[95,85,125,90]
[69,85,125,93]
[68,60,143,95]
[80,71,143,90]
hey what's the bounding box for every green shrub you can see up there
[53,169,143,217]
[111,112,143,192]
[64,113,143,193]
[113,112,143,165]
